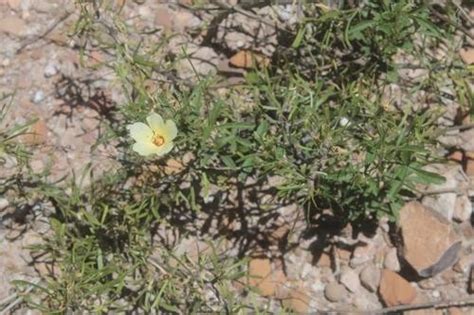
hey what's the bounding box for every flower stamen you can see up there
[152,133,165,146]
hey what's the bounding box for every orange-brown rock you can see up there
[447,150,463,163]
[229,50,270,69]
[0,16,26,37]
[248,258,287,297]
[315,252,332,268]
[399,202,461,277]
[23,119,48,145]
[460,48,474,64]
[281,283,310,313]
[379,269,416,306]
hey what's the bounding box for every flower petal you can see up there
[163,120,178,140]
[128,122,153,142]
[146,112,164,131]
[132,141,160,156]
[155,141,174,156]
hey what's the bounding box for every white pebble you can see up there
[339,117,350,127]
[31,90,45,103]
[44,62,58,78]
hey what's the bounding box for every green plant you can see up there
[11,0,472,312]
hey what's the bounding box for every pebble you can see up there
[324,282,348,302]
[281,286,311,313]
[0,198,9,211]
[44,62,58,78]
[0,16,27,37]
[453,195,472,223]
[360,264,381,292]
[384,248,400,272]
[339,268,361,293]
[1,58,11,67]
[453,254,474,274]
[350,245,374,267]
[339,117,350,127]
[31,90,45,103]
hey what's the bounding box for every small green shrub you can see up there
[12,0,471,312]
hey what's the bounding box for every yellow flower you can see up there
[127,112,177,157]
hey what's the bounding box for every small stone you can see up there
[315,252,332,268]
[35,261,60,278]
[337,247,353,262]
[453,195,472,223]
[418,278,437,290]
[0,198,9,211]
[43,62,58,78]
[22,231,43,248]
[379,269,417,307]
[448,150,464,162]
[175,45,219,81]
[155,6,173,32]
[453,254,474,274]
[173,10,201,32]
[271,222,290,243]
[229,50,270,69]
[31,90,45,104]
[1,58,11,67]
[281,285,310,313]
[421,168,460,220]
[384,248,400,272]
[0,16,27,37]
[350,245,373,267]
[324,282,348,302]
[399,202,462,277]
[248,258,275,297]
[272,268,289,299]
[360,264,381,292]
[339,267,361,293]
[422,191,457,221]
[460,48,474,64]
[23,120,48,145]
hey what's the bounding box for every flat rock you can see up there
[174,45,219,81]
[324,282,347,302]
[229,50,270,69]
[453,195,472,223]
[379,269,417,307]
[360,264,381,292]
[399,202,462,278]
[339,267,361,293]
[281,284,310,313]
[247,258,287,297]
[453,253,474,274]
[384,247,400,272]
[421,166,463,220]
[0,16,27,37]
